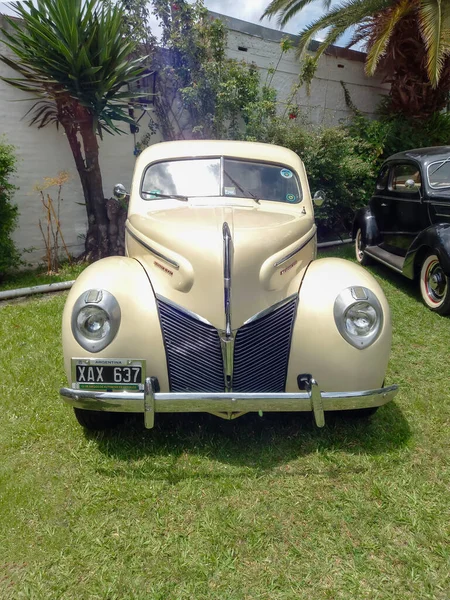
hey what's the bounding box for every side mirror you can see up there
[313,190,326,207]
[405,179,418,190]
[113,183,127,201]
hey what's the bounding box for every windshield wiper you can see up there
[142,190,189,202]
[223,170,260,204]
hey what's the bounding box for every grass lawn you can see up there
[0,245,449,600]
[0,262,87,293]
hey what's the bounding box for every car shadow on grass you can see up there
[87,400,411,477]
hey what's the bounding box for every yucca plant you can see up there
[0,0,146,259]
[262,0,450,118]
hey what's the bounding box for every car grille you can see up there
[157,299,225,393]
[157,297,297,393]
[232,298,297,393]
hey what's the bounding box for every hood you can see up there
[126,199,316,329]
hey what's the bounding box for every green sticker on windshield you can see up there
[286,193,296,202]
[280,168,293,179]
[148,189,160,198]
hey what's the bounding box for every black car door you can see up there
[383,161,427,254]
[369,165,391,237]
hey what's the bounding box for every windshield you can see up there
[427,159,450,189]
[141,157,302,203]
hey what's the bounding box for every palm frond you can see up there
[294,0,391,60]
[262,0,321,27]
[365,0,413,76]
[419,0,450,87]
[0,0,146,131]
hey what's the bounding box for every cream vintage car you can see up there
[60,140,398,430]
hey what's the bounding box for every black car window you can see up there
[390,164,421,193]
[376,166,389,190]
[427,159,450,189]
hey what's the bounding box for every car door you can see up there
[426,158,450,226]
[369,165,391,239]
[384,161,426,254]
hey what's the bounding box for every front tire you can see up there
[419,253,450,315]
[355,228,373,266]
[74,408,125,431]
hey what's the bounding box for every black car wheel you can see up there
[74,408,125,431]
[419,253,450,315]
[355,228,372,266]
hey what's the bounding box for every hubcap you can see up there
[426,260,446,302]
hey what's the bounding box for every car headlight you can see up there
[333,286,383,349]
[71,289,121,352]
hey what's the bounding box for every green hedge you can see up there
[0,139,20,279]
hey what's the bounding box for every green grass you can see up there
[0,245,449,599]
[0,262,87,292]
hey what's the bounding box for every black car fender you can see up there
[352,207,381,246]
[404,223,450,278]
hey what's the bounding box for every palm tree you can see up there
[0,0,145,259]
[262,0,450,118]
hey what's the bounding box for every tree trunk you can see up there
[57,99,111,260]
[78,118,110,260]
[381,16,450,119]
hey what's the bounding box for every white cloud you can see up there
[204,0,327,35]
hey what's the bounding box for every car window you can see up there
[390,164,421,192]
[142,158,221,199]
[427,159,450,189]
[141,158,302,203]
[223,159,302,203]
[376,166,389,190]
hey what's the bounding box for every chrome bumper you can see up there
[60,378,399,429]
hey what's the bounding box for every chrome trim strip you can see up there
[219,333,234,392]
[364,249,404,273]
[60,383,399,429]
[274,227,316,268]
[222,222,233,390]
[243,294,298,325]
[223,222,232,337]
[125,226,180,269]
[155,294,213,326]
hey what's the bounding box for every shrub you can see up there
[0,139,20,279]
[347,103,450,165]
[267,120,379,236]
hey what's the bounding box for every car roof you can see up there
[136,140,303,172]
[386,146,450,167]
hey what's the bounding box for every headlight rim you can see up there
[71,289,121,353]
[333,286,383,350]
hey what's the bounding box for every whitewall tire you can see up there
[419,253,450,315]
[355,228,372,266]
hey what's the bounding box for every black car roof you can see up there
[386,146,450,167]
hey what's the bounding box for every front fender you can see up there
[286,258,392,393]
[353,206,380,246]
[404,222,450,278]
[62,256,169,391]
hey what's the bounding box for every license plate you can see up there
[72,358,145,391]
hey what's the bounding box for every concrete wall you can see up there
[0,12,388,266]
[211,11,389,125]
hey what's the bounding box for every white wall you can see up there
[213,12,389,125]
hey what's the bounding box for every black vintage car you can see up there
[353,146,450,315]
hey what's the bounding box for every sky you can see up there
[0,0,334,41]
